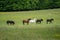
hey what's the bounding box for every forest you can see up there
[0,0,60,11]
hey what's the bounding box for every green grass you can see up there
[0,9,60,40]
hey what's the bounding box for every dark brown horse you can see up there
[23,18,31,25]
[6,20,15,25]
[46,18,54,24]
[36,19,43,24]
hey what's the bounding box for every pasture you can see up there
[0,9,60,40]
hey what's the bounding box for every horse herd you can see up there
[6,18,54,25]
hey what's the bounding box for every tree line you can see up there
[0,0,60,11]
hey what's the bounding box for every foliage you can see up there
[0,0,60,11]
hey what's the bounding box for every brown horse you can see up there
[23,18,31,25]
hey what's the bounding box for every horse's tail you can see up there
[7,21,8,24]
[23,20,24,25]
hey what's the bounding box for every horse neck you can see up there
[28,19,31,22]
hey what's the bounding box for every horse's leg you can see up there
[27,22,29,25]
[10,22,12,25]
[48,21,51,24]
[36,21,37,24]
[12,22,15,25]
[7,23,9,25]
[50,21,52,23]
[13,22,15,25]
[36,21,39,24]
[36,21,40,24]
[38,21,41,24]
[8,22,11,25]
[40,21,41,24]
[8,22,10,25]
[7,22,9,25]
[23,21,25,25]
[10,23,12,25]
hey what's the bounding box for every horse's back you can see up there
[6,20,15,25]
[29,20,36,22]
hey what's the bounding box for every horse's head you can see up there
[41,19,43,21]
[51,18,54,21]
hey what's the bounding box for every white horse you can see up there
[29,18,36,23]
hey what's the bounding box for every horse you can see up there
[29,18,36,23]
[46,18,54,24]
[6,20,15,25]
[36,19,43,24]
[23,18,31,25]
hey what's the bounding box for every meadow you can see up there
[0,9,60,40]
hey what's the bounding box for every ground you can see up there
[0,9,60,40]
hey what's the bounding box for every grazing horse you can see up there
[23,18,31,25]
[6,20,15,25]
[36,19,43,24]
[46,18,54,24]
[29,18,36,23]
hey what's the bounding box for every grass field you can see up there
[0,9,60,40]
